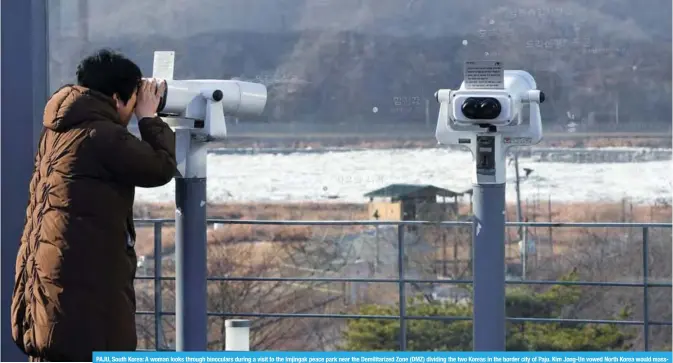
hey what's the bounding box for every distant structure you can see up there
[364,183,472,221]
[361,183,474,300]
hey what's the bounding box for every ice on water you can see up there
[135,148,672,205]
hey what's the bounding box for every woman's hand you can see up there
[135,78,165,120]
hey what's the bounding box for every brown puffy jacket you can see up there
[11,85,176,361]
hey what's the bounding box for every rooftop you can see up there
[363,183,470,199]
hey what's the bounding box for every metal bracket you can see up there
[175,129,207,179]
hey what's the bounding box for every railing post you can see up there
[397,224,407,351]
[642,227,649,351]
[153,222,164,351]
[225,319,250,351]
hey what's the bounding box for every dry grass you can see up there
[134,201,367,220]
[133,202,367,256]
[135,200,671,223]
[132,200,671,260]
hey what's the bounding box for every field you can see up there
[131,201,672,351]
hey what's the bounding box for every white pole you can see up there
[225,319,250,351]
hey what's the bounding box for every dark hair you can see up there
[76,48,142,104]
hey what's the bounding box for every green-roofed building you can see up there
[364,183,472,221]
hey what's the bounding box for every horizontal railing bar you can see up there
[134,275,672,288]
[135,311,400,320]
[213,313,473,321]
[134,219,175,224]
[214,316,671,326]
[210,220,469,226]
[133,219,672,228]
[507,222,671,228]
[506,280,673,288]
[507,317,672,326]
[206,277,472,284]
[206,277,673,288]
[134,310,672,326]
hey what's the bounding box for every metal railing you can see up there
[133,219,673,351]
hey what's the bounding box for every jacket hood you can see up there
[43,85,120,131]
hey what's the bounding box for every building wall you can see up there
[368,201,459,221]
[368,201,402,221]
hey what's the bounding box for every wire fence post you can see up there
[153,221,164,351]
[642,227,649,351]
[397,224,407,351]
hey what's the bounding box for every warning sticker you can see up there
[464,60,504,89]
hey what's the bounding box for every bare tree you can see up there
[133,226,358,351]
[525,221,672,350]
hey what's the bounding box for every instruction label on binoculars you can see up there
[153,51,175,80]
[464,60,504,89]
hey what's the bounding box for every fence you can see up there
[133,219,672,351]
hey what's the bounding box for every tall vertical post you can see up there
[153,222,164,350]
[513,153,523,237]
[642,227,650,351]
[472,134,506,351]
[513,152,526,277]
[397,225,407,351]
[472,184,506,351]
[521,222,528,280]
[174,130,208,351]
[1,0,49,361]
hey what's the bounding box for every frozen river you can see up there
[135,148,672,205]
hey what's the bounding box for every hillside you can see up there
[50,0,672,132]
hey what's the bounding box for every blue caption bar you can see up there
[93,352,672,363]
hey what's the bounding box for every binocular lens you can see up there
[461,97,502,120]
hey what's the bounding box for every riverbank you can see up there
[216,133,672,150]
[208,146,672,164]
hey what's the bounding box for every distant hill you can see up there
[50,0,672,132]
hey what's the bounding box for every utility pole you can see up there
[513,152,524,239]
[513,152,532,280]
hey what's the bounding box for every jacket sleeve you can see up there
[93,117,177,187]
